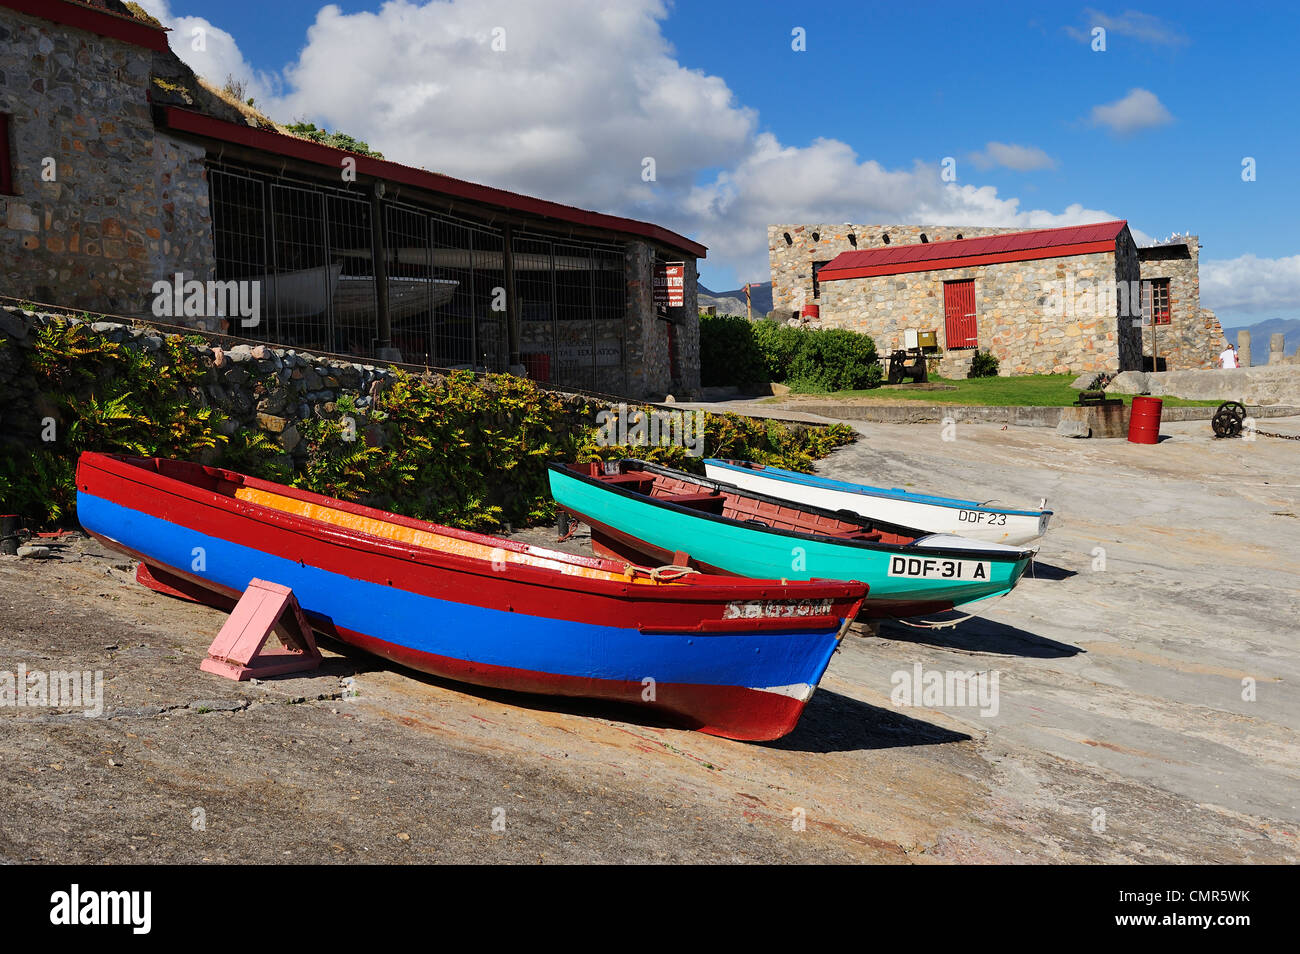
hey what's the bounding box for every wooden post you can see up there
[370,180,396,360]
[502,223,522,371]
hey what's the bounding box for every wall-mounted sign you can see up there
[556,339,622,368]
[654,262,685,308]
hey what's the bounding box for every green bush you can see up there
[0,318,857,530]
[697,314,766,387]
[786,328,882,392]
[750,319,804,382]
[699,314,880,392]
[969,349,1000,378]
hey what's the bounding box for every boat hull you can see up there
[704,459,1051,546]
[76,454,866,741]
[548,462,1035,619]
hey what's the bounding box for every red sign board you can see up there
[654,262,685,308]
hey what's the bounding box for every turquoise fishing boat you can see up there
[549,460,1037,619]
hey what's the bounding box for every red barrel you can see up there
[801,304,820,319]
[1127,396,1163,444]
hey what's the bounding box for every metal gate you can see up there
[943,279,978,349]
[516,232,626,393]
[385,202,508,370]
[210,164,374,356]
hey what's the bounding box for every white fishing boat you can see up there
[703,458,1052,546]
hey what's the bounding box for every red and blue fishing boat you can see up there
[75,453,868,741]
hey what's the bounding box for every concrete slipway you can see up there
[0,415,1296,863]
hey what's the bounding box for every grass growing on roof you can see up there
[772,374,1221,407]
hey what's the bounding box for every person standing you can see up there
[1219,344,1239,369]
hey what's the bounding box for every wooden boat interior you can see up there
[570,462,918,545]
[119,457,661,584]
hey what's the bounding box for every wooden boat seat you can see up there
[825,528,883,541]
[660,492,727,514]
[597,473,656,495]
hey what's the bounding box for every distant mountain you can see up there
[1223,318,1300,361]
[699,281,773,317]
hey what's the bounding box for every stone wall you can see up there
[818,246,1141,375]
[0,7,213,315]
[1108,365,1300,406]
[0,304,399,463]
[623,241,700,399]
[1114,227,1144,372]
[770,222,1220,373]
[1137,237,1225,369]
[768,223,1012,316]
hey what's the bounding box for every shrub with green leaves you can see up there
[697,314,767,388]
[785,328,882,392]
[969,349,1000,378]
[750,319,804,383]
[698,314,879,392]
[0,319,856,531]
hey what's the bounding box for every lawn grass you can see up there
[777,374,1221,407]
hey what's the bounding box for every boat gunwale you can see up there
[79,453,866,606]
[550,459,1037,564]
[705,458,1053,518]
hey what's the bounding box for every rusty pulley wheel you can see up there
[1211,401,1246,438]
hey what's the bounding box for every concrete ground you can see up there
[1,415,1297,863]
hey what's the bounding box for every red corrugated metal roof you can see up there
[818,220,1127,281]
[159,108,707,259]
[0,0,170,52]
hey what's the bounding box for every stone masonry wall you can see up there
[818,248,1140,375]
[1137,237,1225,370]
[623,241,700,400]
[0,304,397,463]
[768,223,1013,316]
[623,240,658,398]
[0,7,213,315]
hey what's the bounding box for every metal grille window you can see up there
[1142,278,1171,325]
[208,162,626,387]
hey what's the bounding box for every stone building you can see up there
[0,0,702,398]
[769,221,1226,375]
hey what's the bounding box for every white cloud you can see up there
[1088,88,1174,135]
[968,142,1059,172]
[139,0,1134,285]
[1067,9,1189,47]
[1202,254,1300,314]
[136,0,277,103]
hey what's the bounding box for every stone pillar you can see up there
[1237,330,1251,367]
[1269,333,1285,364]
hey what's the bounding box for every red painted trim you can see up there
[158,106,708,258]
[0,0,170,52]
[76,453,864,630]
[126,546,809,740]
[818,240,1118,281]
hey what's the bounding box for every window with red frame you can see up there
[1142,278,1171,325]
[0,113,14,195]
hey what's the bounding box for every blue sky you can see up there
[143,0,1300,324]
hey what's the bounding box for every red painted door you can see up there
[943,280,978,348]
